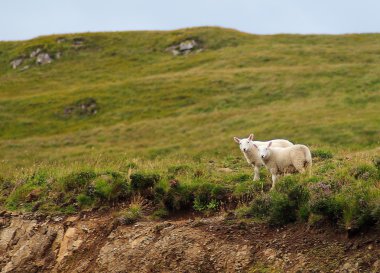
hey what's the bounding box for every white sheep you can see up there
[233,134,293,181]
[255,141,312,189]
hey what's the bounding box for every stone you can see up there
[30,48,42,58]
[73,37,85,46]
[179,40,197,51]
[36,53,52,65]
[20,65,29,71]
[166,39,200,56]
[373,260,380,271]
[10,58,23,69]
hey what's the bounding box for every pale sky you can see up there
[1,0,380,41]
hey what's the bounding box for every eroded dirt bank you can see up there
[0,212,379,273]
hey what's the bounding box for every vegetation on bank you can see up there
[1,150,379,232]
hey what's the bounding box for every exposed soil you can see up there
[0,211,379,273]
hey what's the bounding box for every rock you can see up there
[166,39,200,56]
[263,248,277,261]
[52,216,63,222]
[10,58,23,69]
[36,53,52,65]
[63,97,98,118]
[171,49,180,56]
[56,227,83,263]
[341,262,357,273]
[179,40,197,51]
[72,37,85,46]
[30,48,42,58]
[20,65,30,71]
[373,260,380,271]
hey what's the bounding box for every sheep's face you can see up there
[258,146,270,160]
[234,135,254,153]
[258,141,272,160]
[239,138,252,153]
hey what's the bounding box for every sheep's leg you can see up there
[271,174,277,190]
[253,165,260,181]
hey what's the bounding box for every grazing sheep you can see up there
[233,134,293,181]
[255,141,312,189]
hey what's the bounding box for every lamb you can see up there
[255,141,312,189]
[233,134,293,181]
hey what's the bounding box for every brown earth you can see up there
[0,211,379,273]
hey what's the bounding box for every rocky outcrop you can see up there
[166,40,202,56]
[10,46,62,70]
[36,53,52,65]
[62,97,98,118]
[10,58,23,69]
[0,214,379,273]
[30,48,42,58]
[97,221,252,272]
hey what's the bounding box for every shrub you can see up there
[130,172,160,191]
[350,164,378,180]
[299,204,311,222]
[235,204,253,218]
[268,191,297,226]
[275,176,309,207]
[77,193,93,208]
[311,149,333,159]
[61,170,96,193]
[120,196,146,224]
[310,195,342,222]
[249,194,271,219]
[207,199,219,211]
[193,197,219,212]
[5,172,51,210]
[233,181,256,203]
[164,183,193,210]
[265,177,310,226]
[192,181,229,211]
[193,196,207,211]
[94,176,113,201]
[0,176,14,197]
[29,170,50,186]
[373,156,380,170]
[334,182,377,230]
[151,207,169,219]
[93,172,129,202]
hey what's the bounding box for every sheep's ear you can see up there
[253,143,258,149]
[233,137,240,144]
[268,141,272,148]
[248,134,254,141]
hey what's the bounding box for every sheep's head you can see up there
[233,134,254,152]
[257,141,272,160]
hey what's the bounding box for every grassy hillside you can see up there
[0,27,379,230]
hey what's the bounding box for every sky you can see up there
[1,0,380,41]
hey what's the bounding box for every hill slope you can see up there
[0,28,379,237]
[0,27,379,169]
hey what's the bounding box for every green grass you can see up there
[0,27,379,231]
